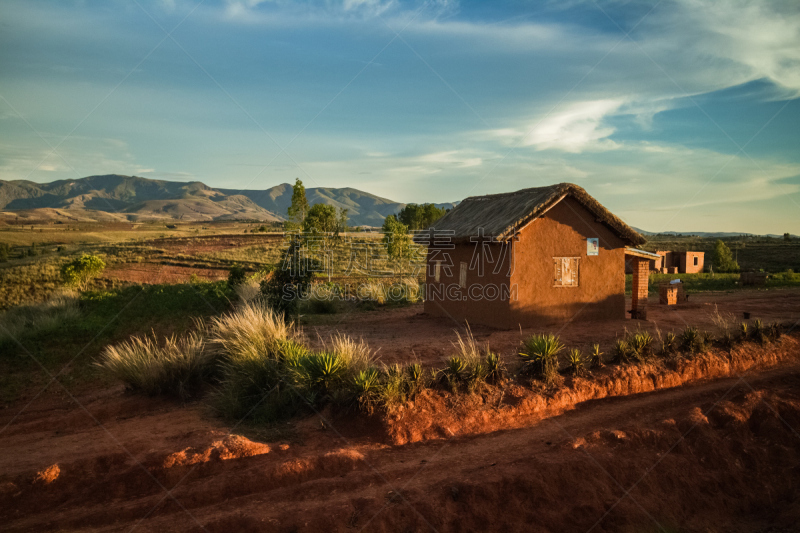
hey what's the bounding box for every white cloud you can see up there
[483,100,624,153]
[671,0,800,94]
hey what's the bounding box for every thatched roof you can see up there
[415,183,645,246]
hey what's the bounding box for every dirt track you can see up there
[2,289,800,532]
[2,357,800,531]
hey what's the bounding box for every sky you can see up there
[0,0,799,234]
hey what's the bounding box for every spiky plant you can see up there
[485,352,505,383]
[752,318,768,345]
[739,322,749,341]
[628,330,653,362]
[612,339,632,364]
[680,326,706,355]
[299,352,346,397]
[446,356,465,382]
[661,332,677,356]
[589,344,604,369]
[566,348,586,377]
[406,362,426,398]
[519,333,563,385]
[353,368,381,414]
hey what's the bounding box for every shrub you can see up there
[210,300,294,362]
[739,322,749,341]
[680,326,707,355]
[61,254,105,290]
[451,325,494,390]
[0,290,80,344]
[661,332,677,355]
[0,242,10,262]
[233,279,261,304]
[519,333,563,385]
[589,344,604,369]
[752,318,768,345]
[227,264,247,288]
[260,238,319,317]
[372,364,400,408]
[96,332,211,399]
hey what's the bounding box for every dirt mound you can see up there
[385,335,800,444]
[31,464,60,485]
[162,435,271,468]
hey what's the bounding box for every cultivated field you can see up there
[2,222,800,532]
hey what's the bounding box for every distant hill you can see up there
[0,174,408,226]
[217,185,404,227]
[633,227,791,239]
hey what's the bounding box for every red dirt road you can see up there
[2,361,800,532]
[2,289,800,532]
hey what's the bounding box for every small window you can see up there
[434,261,441,282]
[459,262,467,288]
[693,257,698,266]
[554,257,580,287]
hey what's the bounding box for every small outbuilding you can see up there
[416,183,648,328]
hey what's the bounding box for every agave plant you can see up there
[589,344,604,369]
[446,356,465,379]
[662,332,677,355]
[353,368,381,414]
[739,322,749,341]
[628,330,653,361]
[519,334,563,385]
[300,352,346,395]
[680,326,705,355]
[485,352,504,382]
[566,348,586,377]
[612,339,632,364]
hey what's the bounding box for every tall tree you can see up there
[304,203,342,280]
[712,239,739,272]
[382,215,412,274]
[286,178,309,231]
[397,203,447,231]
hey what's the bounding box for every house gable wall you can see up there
[509,196,627,325]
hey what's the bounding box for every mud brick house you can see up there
[626,250,705,274]
[415,183,652,328]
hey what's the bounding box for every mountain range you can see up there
[0,174,434,227]
[0,175,783,236]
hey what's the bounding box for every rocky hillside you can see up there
[0,175,413,225]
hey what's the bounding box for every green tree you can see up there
[382,215,412,273]
[712,240,739,272]
[61,254,106,290]
[0,242,10,262]
[286,178,309,231]
[260,237,319,318]
[785,233,792,242]
[303,203,339,234]
[397,203,447,231]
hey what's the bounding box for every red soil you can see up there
[3,356,800,531]
[144,234,283,255]
[2,289,800,532]
[309,288,800,366]
[104,264,228,284]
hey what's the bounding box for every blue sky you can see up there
[1,0,798,233]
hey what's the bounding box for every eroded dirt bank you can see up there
[386,335,800,445]
[3,359,800,531]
